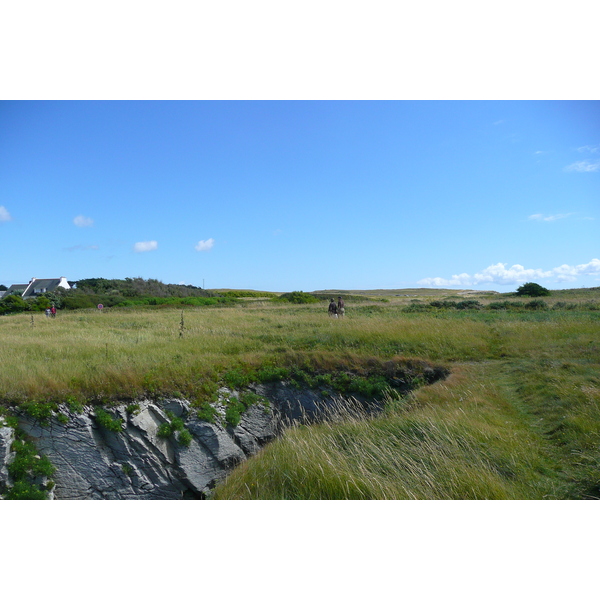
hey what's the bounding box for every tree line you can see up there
[0,277,231,315]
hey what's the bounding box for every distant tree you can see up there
[0,284,7,291]
[516,282,551,297]
[0,293,29,314]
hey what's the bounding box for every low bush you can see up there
[430,300,458,309]
[525,299,548,310]
[456,300,482,310]
[274,291,318,304]
[94,408,123,432]
[197,403,218,423]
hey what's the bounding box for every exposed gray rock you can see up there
[0,384,384,500]
[0,425,15,495]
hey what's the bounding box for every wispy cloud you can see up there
[528,213,573,222]
[73,214,94,227]
[134,240,158,253]
[577,145,599,154]
[564,160,600,172]
[64,244,99,252]
[195,238,215,252]
[418,259,600,287]
[0,206,12,222]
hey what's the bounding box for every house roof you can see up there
[22,277,70,298]
[5,284,28,293]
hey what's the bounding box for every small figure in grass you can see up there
[45,308,51,318]
[50,304,57,318]
[337,296,345,318]
[328,298,338,318]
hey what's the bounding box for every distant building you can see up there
[21,277,71,298]
[1,278,71,301]
[1,283,29,298]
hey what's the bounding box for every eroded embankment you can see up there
[0,360,449,500]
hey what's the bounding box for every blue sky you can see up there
[1,100,598,292]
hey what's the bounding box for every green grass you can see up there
[1,289,599,499]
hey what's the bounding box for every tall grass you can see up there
[2,299,599,499]
[1,304,598,403]
[213,363,566,499]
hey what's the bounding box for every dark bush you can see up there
[429,300,458,309]
[487,301,512,310]
[456,300,482,310]
[525,299,548,310]
[275,291,318,304]
[516,282,551,297]
[0,293,29,314]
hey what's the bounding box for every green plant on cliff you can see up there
[94,408,123,432]
[157,411,192,446]
[3,427,57,500]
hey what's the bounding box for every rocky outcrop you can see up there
[0,425,15,495]
[1,383,381,500]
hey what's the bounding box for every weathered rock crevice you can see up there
[0,367,449,499]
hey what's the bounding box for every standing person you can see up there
[337,296,345,318]
[328,298,338,317]
[50,304,56,318]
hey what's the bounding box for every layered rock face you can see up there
[0,383,381,500]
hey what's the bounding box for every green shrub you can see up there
[525,299,548,310]
[65,396,84,413]
[516,282,550,297]
[4,433,56,500]
[197,403,217,423]
[5,480,48,500]
[430,300,458,309]
[402,303,432,313]
[487,301,512,310]
[0,294,29,315]
[275,291,318,304]
[157,412,192,445]
[224,392,266,427]
[456,300,482,310]
[157,422,173,438]
[177,429,193,447]
[94,408,123,432]
[223,366,252,388]
[256,365,289,382]
[21,401,56,424]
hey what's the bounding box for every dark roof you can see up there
[22,278,69,298]
[5,284,28,293]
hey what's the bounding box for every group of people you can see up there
[45,305,57,318]
[328,296,345,318]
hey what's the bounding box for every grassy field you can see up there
[1,287,599,499]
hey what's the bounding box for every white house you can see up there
[21,277,71,298]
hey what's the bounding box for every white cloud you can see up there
[418,259,600,287]
[195,238,215,252]
[528,213,573,222]
[65,244,99,252]
[134,240,158,253]
[565,160,600,172]
[73,214,94,227]
[0,206,12,222]
[577,145,599,154]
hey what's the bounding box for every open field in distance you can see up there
[1,286,599,499]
